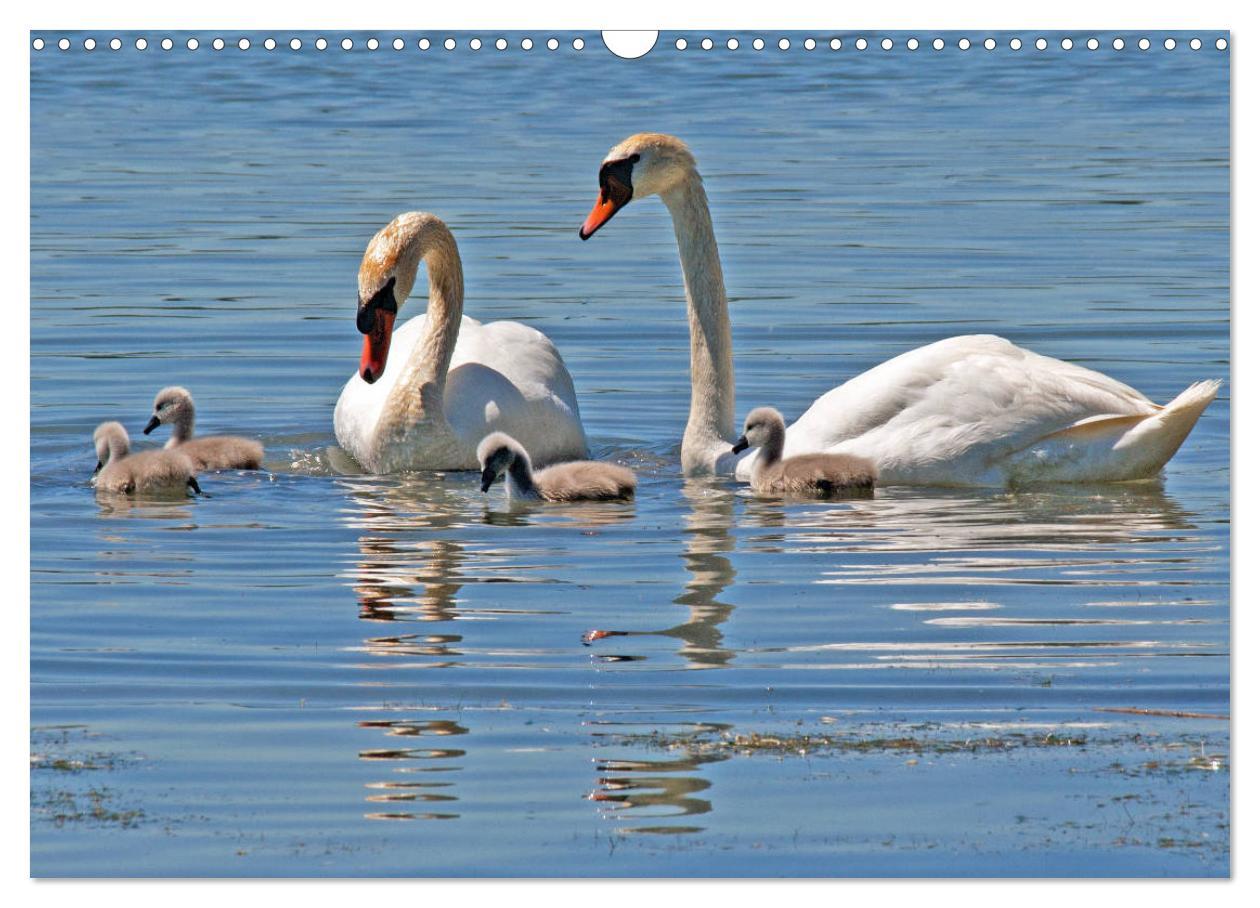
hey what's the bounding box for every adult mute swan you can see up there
[334,212,587,473]
[578,133,1219,487]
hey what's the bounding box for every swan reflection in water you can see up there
[338,473,477,819]
[337,471,640,821]
[586,478,738,669]
[587,721,731,836]
[356,716,467,821]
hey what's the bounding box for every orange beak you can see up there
[579,194,620,240]
[359,309,395,384]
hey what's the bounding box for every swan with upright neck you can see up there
[578,133,1218,487]
[334,212,587,473]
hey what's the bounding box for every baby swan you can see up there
[733,407,877,497]
[92,421,202,496]
[144,386,263,471]
[477,432,636,502]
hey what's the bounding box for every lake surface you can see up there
[30,31,1230,876]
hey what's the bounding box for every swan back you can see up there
[534,461,637,502]
[176,436,264,472]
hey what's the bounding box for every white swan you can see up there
[334,212,587,473]
[578,133,1219,487]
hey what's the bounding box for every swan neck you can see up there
[506,451,541,499]
[663,175,735,471]
[381,225,465,437]
[172,410,193,443]
[755,426,785,478]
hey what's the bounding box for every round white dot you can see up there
[752,38,764,50]
[444,38,456,50]
[547,38,558,50]
[932,38,944,51]
[1061,37,1073,50]
[907,38,919,51]
[1087,37,1099,50]
[1010,37,1022,50]
[496,38,507,51]
[1036,37,1048,50]
[1113,37,1124,50]
[109,38,121,50]
[805,37,817,51]
[367,38,379,51]
[32,37,44,50]
[58,38,69,50]
[212,38,224,50]
[1216,38,1227,51]
[675,38,687,50]
[419,38,431,50]
[958,37,971,50]
[572,37,584,50]
[289,38,302,50]
[855,37,867,50]
[830,38,842,50]
[1190,37,1202,50]
[1139,38,1150,50]
[264,38,276,50]
[778,38,790,50]
[701,37,713,50]
[84,37,96,50]
[161,38,173,50]
[239,38,250,50]
[315,38,327,50]
[186,38,199,50]
[1164,38,1176,50]
[520,38,532,50]
[394,38,405,50]
[881,38,892,50]
[470,38,482,50]
[341,38,353,51]
[984,37,996,50]
[136,37,148,50]
[727,38,738,50]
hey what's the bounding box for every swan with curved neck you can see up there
[334,212,587,473]
[578,133,1219,486]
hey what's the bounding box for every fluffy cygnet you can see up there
[733,407,877,497]
[144,386,264,470]
[477,432,636,502]
[92,421,202,496]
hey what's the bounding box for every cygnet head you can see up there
[145,386,194,435]
[93,421,129,474]
[477,432,527,493]
[578,133,699,240]
[732,407,786,454]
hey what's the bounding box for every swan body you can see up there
[578,133,1218,487]
[734,407,876,496]
[92,421,201,496]
[144,386,264,471]
[478,432,636,502]
[334,212,586,473]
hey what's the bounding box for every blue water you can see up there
[30,31,1229,876]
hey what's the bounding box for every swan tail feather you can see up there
[1006,379,1219,484]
